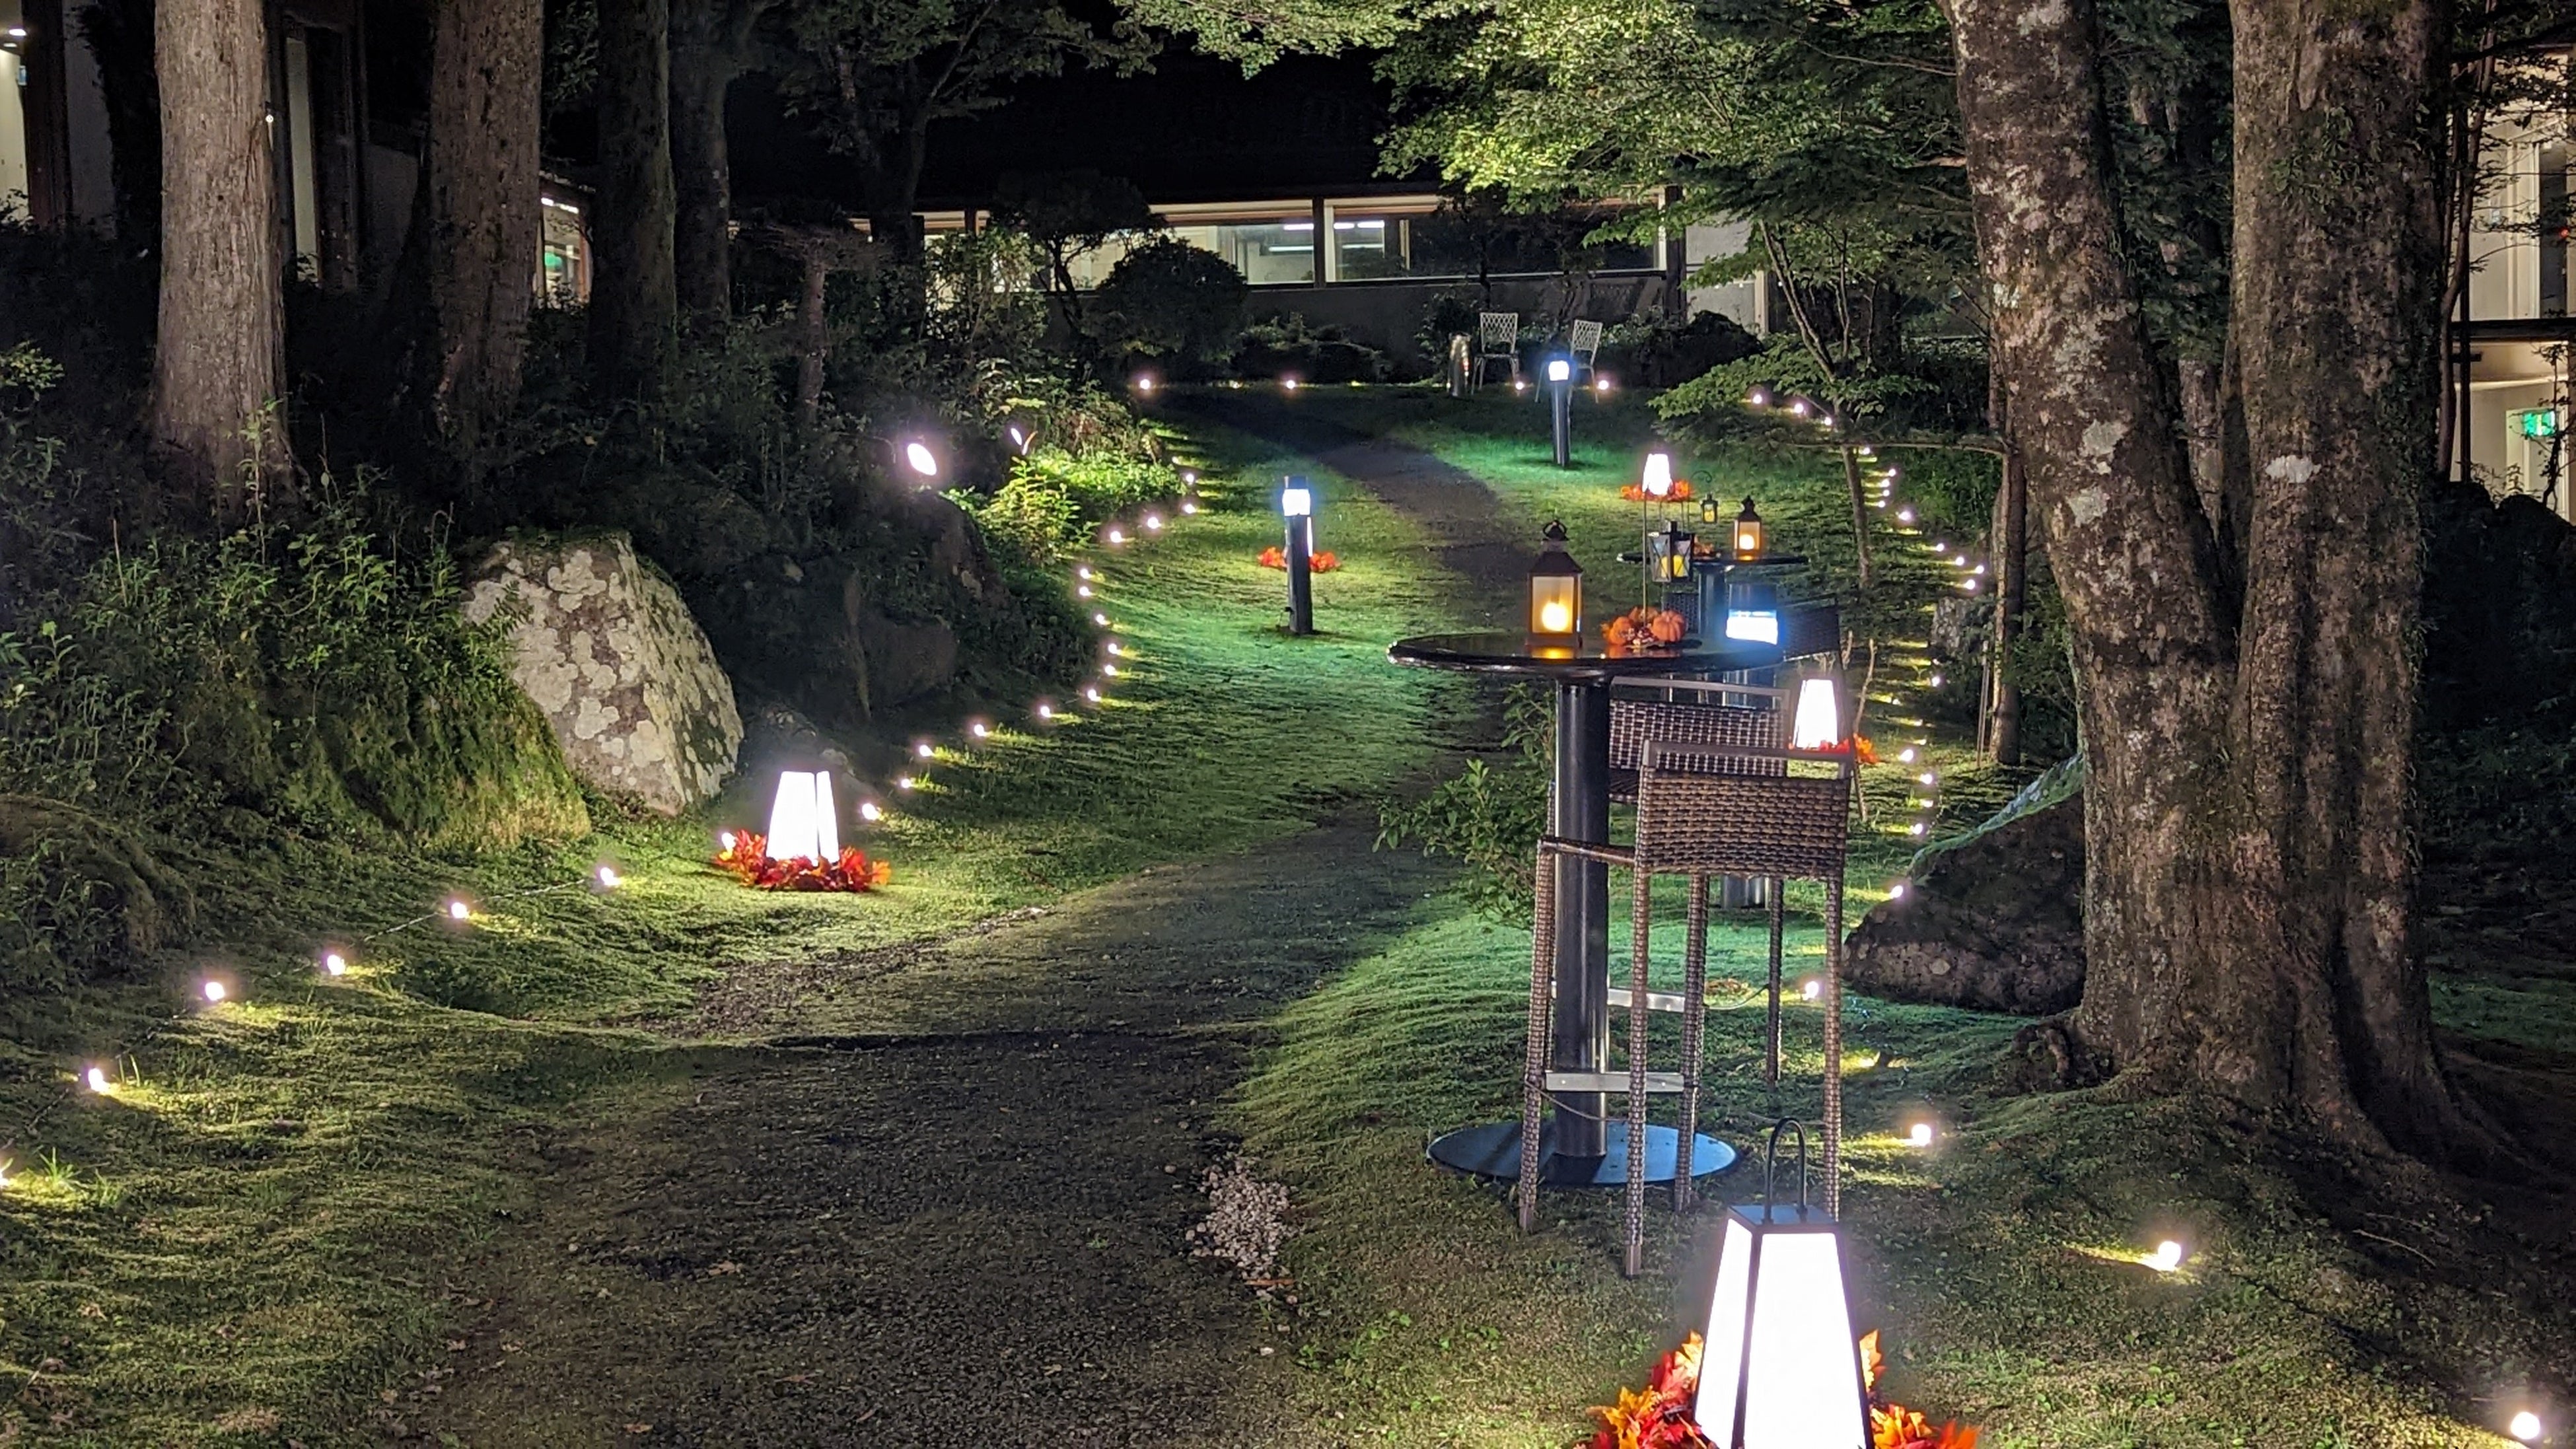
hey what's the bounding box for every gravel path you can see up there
[397,411,1518,1447]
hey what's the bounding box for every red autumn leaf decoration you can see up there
[1590,1329,1978,1449]
[713,831,893,893]
[1257,547,1342,572]
[1619,479,1696,502]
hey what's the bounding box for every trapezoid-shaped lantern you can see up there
[1528,520,1583,641]
[766,770,841,863]
[1731,498,1767,560]
[1642,452,1674,501]
[1789,672,1844,750]
[1694,1121,1869,1449]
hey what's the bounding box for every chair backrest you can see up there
[1780,602,1842,663]
[1632,740,1852,881]
[1569,319,1604,360]
[1609,697,1783,773]
[1478,312,1521,350]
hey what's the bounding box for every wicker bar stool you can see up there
[1517,736,1855,1277]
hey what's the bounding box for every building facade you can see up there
[2460,57,2576,522]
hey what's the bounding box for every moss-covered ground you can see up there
[4,384,2570,1447]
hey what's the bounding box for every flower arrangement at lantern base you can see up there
[715,832,893,892]
[1622,479,1695,503]
[1589,1331,1978,1449]
[1604,607,1688,651]
[1258,546,1340,571]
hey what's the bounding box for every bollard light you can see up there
[1546,355,1575,468]
[1695,1121,1869,1449]
[1528,520,1583,640]
[1281,477,1317,636]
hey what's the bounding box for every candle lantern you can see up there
[766,770,841,863]
[1529,520,1583,640]
[1700,495,1721,525]
[1789,673,1844,750]
[1724,575,1780,645]
[1645,520,1696,592]
[1693,1121,1869,1449]
[1732,498,1767,560]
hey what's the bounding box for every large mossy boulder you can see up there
[1847,758,2087,1015]
[464,532,744,815]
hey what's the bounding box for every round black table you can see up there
[1388,629,1787,1185]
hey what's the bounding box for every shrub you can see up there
[966,470,1083,564]
[1232,313,1388,384]
[1377,687,1550,916]
[1096,238,1248,375]
[1415,291,1483,365]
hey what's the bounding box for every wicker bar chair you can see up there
[1517,736,1855,1277]
[1606,679,1787,804]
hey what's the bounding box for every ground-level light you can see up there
[766,770,841,863]
[1528,520,1583,640]
[898,775,917,791]
[85,1066,110,1094]
[2145,1240,2186,1273]
[859,800,883,822]
[447,898,472,921]
[1790,675,1843,750]
[2511,1410,2544,1442]
[1144,513,1163,532]
[322,949,349,975]
[902,441,939,479]
[1906,1122,1935,1148]
[200,979,228,1004]
[1695,1121,1869,1449]
[969,720,991,738]
[594,865,622,889]
[915,741,935,759]
[1799,978,1823,1002]
[1106,527,1127,545]
[1094,612,1110,626]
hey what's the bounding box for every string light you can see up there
[1102,663,1120,677]
[594,865,622,889]
[1105,641,1124,656]
[969,721,991,739]
[1084,686,1102,703]
[1143,514,1164,532]
[1800,978,1823,1002]
[1898,747,1918,763]
[898,775,917,791]
[1094,612,1109,626]
[915,742,935,759]
[446,899,472,922]
[2511,1411,2543,1442]
[1905,1122,1935,1148]
[1035,703,1055,721]
[1106,528,1127,546]
[1888,882,1909,900]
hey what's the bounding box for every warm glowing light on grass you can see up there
[898,775,917,791]
[1799,978,1823,1002]
[85,1066,111,1094]
[859,801,882,822]
[2511,1411,2544,1442]
[594,865,622,889]
[1898,747,1918,763]
[2145,1240,2186,1273]
[323,950,349,975]
[1143,514,1163,532]
[1908,822,1927,837]
[1102,663,1120,677]
[1106,527,1127,545]
[1181,501,1199,514]
[1093,612,1109,626]
[1888,882,1908,900]
[201,979,229,1004]
[447,898,472,921]
[1076,584,1093,598]
[1035,703,1054,721]
[969,721,991,738]
[1105,641,1123,655]
[1905,1122,1935,1148]
[1083,686,1102,703]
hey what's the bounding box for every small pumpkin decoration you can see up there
[1603,607,1689,650]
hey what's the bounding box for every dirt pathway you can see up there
[399,413,1523,1448]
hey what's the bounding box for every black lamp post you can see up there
[1282,476,1315,636]
[1547,355,1574,468]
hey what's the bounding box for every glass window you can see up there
[1171,218,1316,286]
[0,1,29,215]
[538,197,589,305]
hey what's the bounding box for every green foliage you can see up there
[1096,238,1250,372]
[0,483,589,851]
[1377,687,1550,916]
[0,794,195,993]
[960,445,1182,567]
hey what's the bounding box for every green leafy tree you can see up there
[989,169,1161,357]
[1095,238,1249,374]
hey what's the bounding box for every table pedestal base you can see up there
[1426,1120,1736,1186]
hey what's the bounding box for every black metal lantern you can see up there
[1692,1121,1869,1449]
[1646,520,1697,589]
[1529,520,1583,640]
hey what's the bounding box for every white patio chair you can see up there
[1475,312,1521,389]
[1569,318,1605,382]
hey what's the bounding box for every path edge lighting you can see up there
[1693,1119,1869,1449]
[1282,476,1316,637]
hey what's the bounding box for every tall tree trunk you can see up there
[797,243,828,429]
[78,0,160,248]
[590,0,678,400]
[1838,442,1875,588]
[1947,0,2475,1153]
[1985,423,2026,765]
[2223,0,2466,1149]
[1944,0,2242,1094]
[150,0,285,503]
[423,0,542,468]
[668,0,745,332]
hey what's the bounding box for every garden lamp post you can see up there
[1282,477,1316,637]
[1694,1121,1870,1449]
[1548,355,1575,468]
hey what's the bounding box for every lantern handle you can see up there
[1760,1117,1811,1215]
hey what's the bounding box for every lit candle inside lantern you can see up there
[1528,521,1583,639]
[1732,498,1766,559]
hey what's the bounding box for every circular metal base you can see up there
[1427,1120,1737,1186]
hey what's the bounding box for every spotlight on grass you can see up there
[2511,1410,2544,1443]
[85,1066,111,1094]
[447,899,472,923]
[594,864,622,890]
[200,979,229,1004]
[859,800,883,822]
[322,949,349,976]
[2145,1240,2186,1274]
[1905,1122,1935,1149]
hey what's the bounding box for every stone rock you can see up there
[464,532,744,814]
[1847,761,2087,1015]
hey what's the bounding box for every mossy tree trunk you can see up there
[423,0,544,469]
[150,0,285,505]
[590,0,678,399]
[1943,0,2472,1152]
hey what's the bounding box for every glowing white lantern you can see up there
[1642,452,1674,499]
[766,770,841,863]
[1790,676,1842,750]
[1695,1123,1869,1449]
